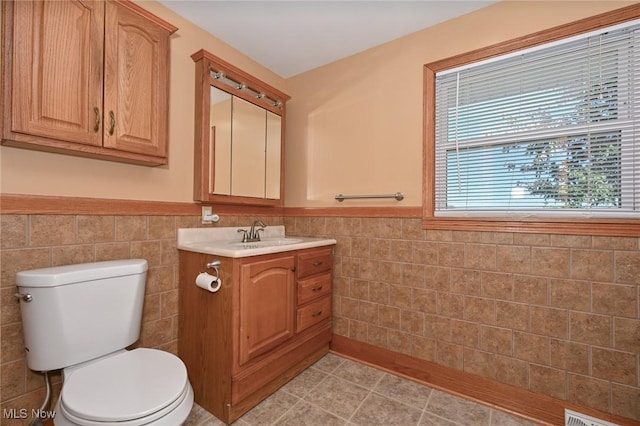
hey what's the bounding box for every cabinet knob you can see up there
[311,311,323,318]
[312,286,323,292]
[312,261,323,267]
[290,266,296,272]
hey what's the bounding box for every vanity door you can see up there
[237,255,295,365]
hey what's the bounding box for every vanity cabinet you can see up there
[178,246,333,424]
[0,0,177,166]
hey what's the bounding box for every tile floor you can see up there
[183,353,541,426]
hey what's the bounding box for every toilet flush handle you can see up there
[14,292,33,302]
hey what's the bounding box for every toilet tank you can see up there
[16,259,148,371]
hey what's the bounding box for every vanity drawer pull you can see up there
[297,273,331,305]
[296,297,331,333]
[297,248,332,278]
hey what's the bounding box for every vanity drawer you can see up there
[297,248,332,279]
[296,296,331,333]
[297,272,332,305]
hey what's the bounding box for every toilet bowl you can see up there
[15,259,194,425]
[54,349,194,426]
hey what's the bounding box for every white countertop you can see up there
[177,225,336,258]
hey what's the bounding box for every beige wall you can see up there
[284,0,636,207]
[1,1,634,205]
[0,0,286,203]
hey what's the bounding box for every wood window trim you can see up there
[422,4,640,237]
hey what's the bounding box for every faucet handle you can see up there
[255,227,265,241]
[237,229,248,242]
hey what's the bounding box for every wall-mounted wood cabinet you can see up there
[178,246,333,424]
[0,0,177,166]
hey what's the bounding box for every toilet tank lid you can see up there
[16,259,148,288]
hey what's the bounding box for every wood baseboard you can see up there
[330,334,639,426]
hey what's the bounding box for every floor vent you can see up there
[565,410,619,426]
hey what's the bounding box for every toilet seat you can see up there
[59,348,190,425]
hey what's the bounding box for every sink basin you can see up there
[229,238,304,249]
[177,226,336,258]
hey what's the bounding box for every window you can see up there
[424,9,640,235]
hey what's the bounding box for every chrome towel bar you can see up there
[335,192,404,202]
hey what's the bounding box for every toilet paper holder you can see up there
[195,260,222,293]
[204,260,221,278]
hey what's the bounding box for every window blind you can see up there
[434,20,639,218]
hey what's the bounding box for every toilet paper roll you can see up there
[195,272,221,293]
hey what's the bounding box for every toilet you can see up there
[16,259,194,425]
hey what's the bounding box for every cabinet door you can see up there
[11,0,104,146]
[238,255,295,366]
[103,0,169,157]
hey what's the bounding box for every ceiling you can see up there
[158,1,497,78]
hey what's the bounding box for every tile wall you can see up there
[1,213,638,423]
[285,216,640,422]
[0,213,282,424]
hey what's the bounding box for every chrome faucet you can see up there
[238,219,266,243]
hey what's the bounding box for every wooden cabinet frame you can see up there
[192,49,290,205]
[0,0,177,166]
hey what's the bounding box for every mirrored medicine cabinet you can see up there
[192,49,290,206]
